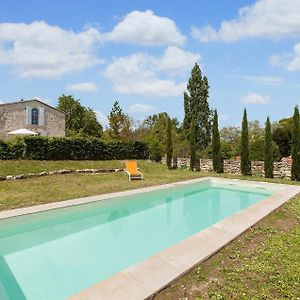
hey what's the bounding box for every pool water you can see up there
[0,180,272,300]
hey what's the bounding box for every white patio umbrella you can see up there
[7,128,38,136]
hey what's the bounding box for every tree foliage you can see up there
[272,118,292,157]
[264,117,274,178]
[241,109,251,175]
[142,112,179,161]
[166,117,173,169]
[190,118,197,171]
[212,110,222,173]
[107,101,131,141]
[249,138,280,161]
[291,106,300,181]
[183,63,211,151]
[57,94,103,137]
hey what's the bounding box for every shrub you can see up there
[250,138,280,161]
[0,140,12,159]
[0,136,149,161]
[149,141,162,162]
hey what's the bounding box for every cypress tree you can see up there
[264,116,274,178]
[291,106,300,181]
[166,117,173,170]
[190,118,196,171]
[183,63,211,150]
[212,110,222,173]
[241,109,251,175]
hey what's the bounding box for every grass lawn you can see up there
[154,193,300,300]
[0,160,203,211]
[0,160,300,299]
[0,160,126,176]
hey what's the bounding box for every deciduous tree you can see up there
[57,94,102,137]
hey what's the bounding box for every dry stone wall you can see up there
[223,160,241,174]
[161,157,292,179]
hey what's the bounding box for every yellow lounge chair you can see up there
[125,160,144,181]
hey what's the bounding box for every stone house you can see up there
[0,99,65,139]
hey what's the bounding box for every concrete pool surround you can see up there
[0,177,299,300]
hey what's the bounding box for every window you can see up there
[31,108,39,125]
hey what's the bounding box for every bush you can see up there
[148,141,162,162]
[0,140,12,159]
[0,136,149,161]
[250,138,280,161]
[200,141,234,160]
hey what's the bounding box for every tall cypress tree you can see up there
[241,109,251,175]
[264,116,274,178]
[166,117,173,170]
[190,118,196,171]
[291,106,300,181]
[212,110,222,173]
[183,63,211,151]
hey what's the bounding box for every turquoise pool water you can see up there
[0,180,273,300]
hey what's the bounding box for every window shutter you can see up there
[39,107,45,126]
[25,107,31,125]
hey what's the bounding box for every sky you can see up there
[0,0,300,128]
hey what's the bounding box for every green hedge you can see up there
[0,137,149,160]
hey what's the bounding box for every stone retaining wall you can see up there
[223,160,241,174]
[161,157,292,179]
[0,168,124,181]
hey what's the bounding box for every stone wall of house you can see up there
[0,99,65,139]
[161,156,292,179]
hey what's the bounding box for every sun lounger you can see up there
[125,160,144,181]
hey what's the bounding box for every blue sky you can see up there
[0,0,300,128]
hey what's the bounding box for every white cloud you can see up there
[128,103,157,114]
[95,110,109,128]
[241,93,270,104]
[270,43,300,71]
[192,0,300,42]
[66,82,98,92]
[104,47,199,97]
[244,75,284,85]
[158,46,200,75]
[0,21,103,78]
[106,10,186,46]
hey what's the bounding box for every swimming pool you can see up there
[0,179,284,299]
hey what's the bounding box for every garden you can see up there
[1,63,300,299]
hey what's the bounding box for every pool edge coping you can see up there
[66,178,300,300]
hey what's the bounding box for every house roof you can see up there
[0,99,65,115]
